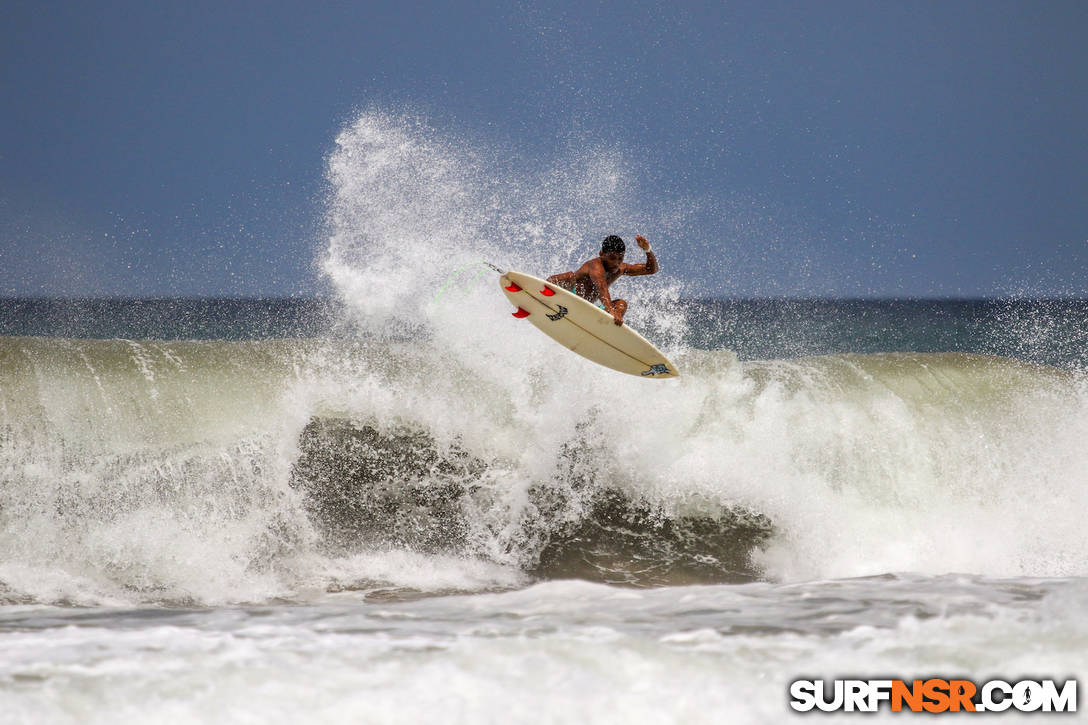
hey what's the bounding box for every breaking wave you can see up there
[1,334,1086,606]
[2,111,1086,605]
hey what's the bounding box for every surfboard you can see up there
[499,270,679,378]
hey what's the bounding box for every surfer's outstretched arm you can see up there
[622,235,658,276]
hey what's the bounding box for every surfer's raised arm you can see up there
[621,235,658,276]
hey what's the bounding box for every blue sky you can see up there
[2,0,1085,297]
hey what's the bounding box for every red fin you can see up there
[505,282,522,292]
[540,287,555,296]
[511,307,530,318]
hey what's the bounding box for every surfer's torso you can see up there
[565,258,625,303]
[546,235,658,326]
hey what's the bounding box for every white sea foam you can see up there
[1,113,1087,610]
[317,111,1088,586]
[2,577,1086,724]
[3,109,1088,725]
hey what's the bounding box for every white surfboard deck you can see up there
[500,270,678,378]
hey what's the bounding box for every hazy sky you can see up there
[2,0,1086,297]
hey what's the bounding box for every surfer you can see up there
[546,235,658,325]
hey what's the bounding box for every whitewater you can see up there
[2,112,1087,723]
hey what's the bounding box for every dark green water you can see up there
[2,297,1085,369]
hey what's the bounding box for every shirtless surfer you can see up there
[546,235,658,326]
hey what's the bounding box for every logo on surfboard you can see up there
[546,305,568,321]
[640,364,672,377]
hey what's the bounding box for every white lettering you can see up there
[982,680,1013,712]
[789,680,817,712]
[816,680,844,712]
[1041,680,1077,712]
[790,676,1076,713]
[1014,680,1043,712]
[845,680,869,712]
[868,680,894,711]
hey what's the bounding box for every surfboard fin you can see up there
[540,287,555,296]
[512,307,530,318]
[504,282,522,292]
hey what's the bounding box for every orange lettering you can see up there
[923,679,951,713]
[892,680,924,712]
[948,680,977,712]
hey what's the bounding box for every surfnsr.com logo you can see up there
[789,678,1077,713]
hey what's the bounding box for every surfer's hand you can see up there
[635,235,650,251]
[610,298,628,325]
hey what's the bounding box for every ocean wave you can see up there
[1,335,1086,605]
[2,111,1085,605]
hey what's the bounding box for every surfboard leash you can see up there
[432,261,507,304]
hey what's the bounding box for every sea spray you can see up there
[5,337,1086,605]
[2,112,1088,609]
[321,110,690,348]
[317,111,1088,584]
